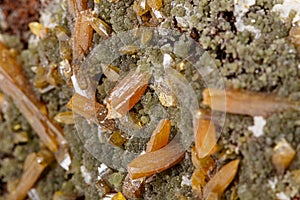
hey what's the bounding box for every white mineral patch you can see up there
[98,163,109,179]
[28,189,40,200]
[276,192,290,200]
[59,153,71,171]
[273,0,300,26]
[234,0,261,38]
[71,75,89,98]
[248,116,266,137]
[268,177,278,191]
[181,175,191,187]
[80,165,92,184]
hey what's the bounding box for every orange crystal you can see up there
[107,68,151,119]
[194,118,217,158]
[203,88,300,117]
[146,118,171,152]
[127,136,185,179]
[202,160,239,199]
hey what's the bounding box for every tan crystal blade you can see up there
[127,136,185,179]
[203,88,300,117]
[7,150,54,200]
[67,93,117,131]
[107,68,151,119]
[72,12,93,64]
[146,118,171,152]
[203,159,240,199]
[0,42,71,170]
[194,119,217,158]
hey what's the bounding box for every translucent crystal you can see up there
[202,160,239,199]
[67,93,117,131]
[107,68,151,119]
[127,136,185,179]
[202,88,300,117]
[272,138,296,174]
[73,12,93,62]
[54,111,75,125]
[7,150,54,200]
[194,119,217,158]
[0,42,71,170]
[146,118,171,152]
[29,22,48,38]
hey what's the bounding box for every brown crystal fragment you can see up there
[72,12,93,63]
[272,138,296,174]
[107,68,151,119]
[95,179,111,196]
[194,118,217,158]
[122,174,144,199]
[0,42,71,170]
[67,93,117,131]
[202,160,240,199]
[7,150,54,200]
[127,136,185,179]
[147,0,162,10]
[146,118,171,152]
[109,131,127,147]
[202,88,300,117]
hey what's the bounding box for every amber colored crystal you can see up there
[147,0,162,10]
[107,68,151,119]
[133,0,149,16]
[67,93,117,131]
[28,22,48,39]
[122,174,144,199]
[111,192,126,200]
[54,111,75,125]
[202,160,239,199]
[202,88,300,117]
[194,118,217,158]
[82,10,112,38]
[146,118,171,152]
[272,138,296,174]
[191,169,207,197]
[191,147,215,175]
[0,42,71,170]
[109,131,127,147]
[127,136,185,179]
[7,150,54,200]
[72,12,93,63]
